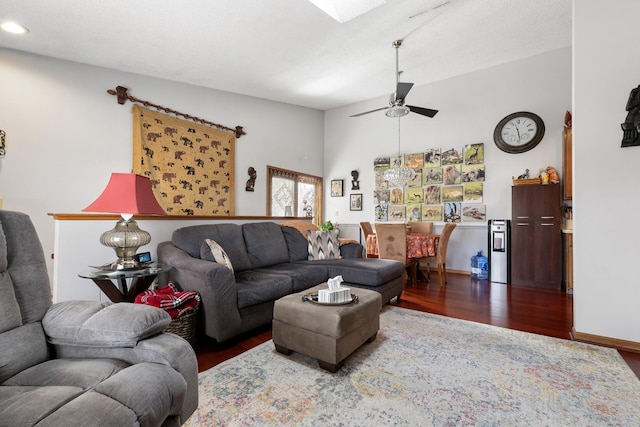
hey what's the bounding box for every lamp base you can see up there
[99,218,151,271]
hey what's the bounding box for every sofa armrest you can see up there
[157,241,242,342]
[339,242,364,259]
[43,301,170,347]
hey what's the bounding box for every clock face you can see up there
[493,112,545,154]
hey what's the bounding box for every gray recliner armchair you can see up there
[0,211,198,426]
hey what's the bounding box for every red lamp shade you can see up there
[83,173,166,216]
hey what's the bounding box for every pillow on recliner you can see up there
[307,230,341,260]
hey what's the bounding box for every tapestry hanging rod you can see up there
[106,85,246,138]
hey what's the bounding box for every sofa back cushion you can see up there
[172,224,252,272]
[0,211,52,381]
[280,226,309,262]
[242,222,289,268]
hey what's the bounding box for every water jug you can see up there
[471,250,488,280]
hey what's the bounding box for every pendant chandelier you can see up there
[384,117,415,187]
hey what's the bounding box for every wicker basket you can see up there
[166,308,198,347]
[512,177,542,186]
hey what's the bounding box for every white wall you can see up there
[324,47,572,272]
[0,48,324,279]
[573,0,640,343]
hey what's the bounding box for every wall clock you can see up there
[493,112,545,154]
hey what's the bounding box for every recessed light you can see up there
[1,22,29,34]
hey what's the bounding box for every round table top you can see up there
[78,264,171,280]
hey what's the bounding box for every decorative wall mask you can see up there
[246,167,256,191]
[351,170,360,190]
[621,84,640,147]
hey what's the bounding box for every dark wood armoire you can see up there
[511,184,562,289]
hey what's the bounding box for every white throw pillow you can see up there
[204,238,234,274]
[307,230,341,260]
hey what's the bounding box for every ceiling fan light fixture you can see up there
[385,105,410,118]
[383,117,415,188]
[384,164,415,188]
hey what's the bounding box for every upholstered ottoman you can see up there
[272,284,382,372]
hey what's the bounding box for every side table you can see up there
[78,265,172,303]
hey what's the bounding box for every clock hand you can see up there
[515,126,521,142]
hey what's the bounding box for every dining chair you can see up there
[418,223,456,286]
[359,221,376,258]
[410,221,433,235]
[374,223,418,287]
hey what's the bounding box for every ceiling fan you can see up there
[350,39,438,119]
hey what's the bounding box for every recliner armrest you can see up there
[43,301,170,347]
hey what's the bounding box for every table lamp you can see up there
[83,173,166,270]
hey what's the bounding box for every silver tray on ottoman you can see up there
[301,292,359,306]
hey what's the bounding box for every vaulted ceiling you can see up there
[0,0,572,110]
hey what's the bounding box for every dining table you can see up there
[366,232,439,259]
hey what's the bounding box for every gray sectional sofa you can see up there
[157,221,404,342]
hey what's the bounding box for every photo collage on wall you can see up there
[373,143,486,223]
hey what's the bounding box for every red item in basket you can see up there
[135,282,200,319]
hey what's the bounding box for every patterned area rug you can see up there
[186,306,640,426]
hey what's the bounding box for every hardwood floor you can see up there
[194,273,640,378]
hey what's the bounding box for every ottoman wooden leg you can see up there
[318,359,343,373]
[366,332,377,343]
[274,343,292,355]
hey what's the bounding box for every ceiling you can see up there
[0,0,572,111]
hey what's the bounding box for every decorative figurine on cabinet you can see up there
[546,166,560,183]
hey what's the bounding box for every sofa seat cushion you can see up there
[0,386,87,426]
[235,270,294,309]
[29,389,139,427]
[255,263,329,292]
[296,258,404,286]
[1,362,186,427]
[3,358,129,389]
[93,363,186,427]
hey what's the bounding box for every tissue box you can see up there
[318,287,351,304]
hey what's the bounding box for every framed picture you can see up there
[331,179,343,197]
[350,193,362,211]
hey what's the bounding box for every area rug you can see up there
[185,306,640,426]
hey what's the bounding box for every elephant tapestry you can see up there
[132,105,235,216]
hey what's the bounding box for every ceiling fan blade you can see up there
[350,106,389,117]
[395,82,414,101]
[408,105,439,118]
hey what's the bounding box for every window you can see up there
[267,165,323,224]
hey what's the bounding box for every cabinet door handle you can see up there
[516,223,530,226]
[541,216,555,219]
[541,223,555,226]
[516,216,530,219]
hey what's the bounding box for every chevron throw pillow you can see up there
[307,230,341,260]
